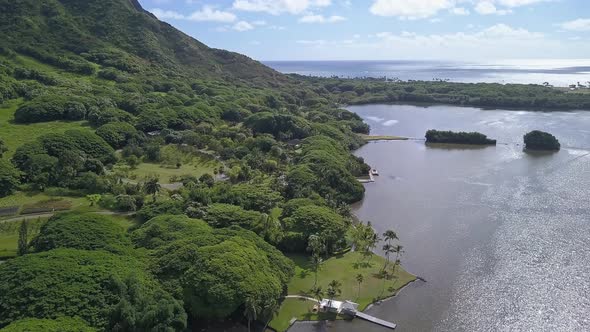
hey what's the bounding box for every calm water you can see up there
[265,60,590,87]
[289,104,590,331]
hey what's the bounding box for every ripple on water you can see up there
[437,153,590,331]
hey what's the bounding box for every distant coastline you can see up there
[265,59,590,87]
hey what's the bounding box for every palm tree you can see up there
[364,225,380,262]
[383,229,398,244]
[355,274,364,299]
[312,285,324,304]
[391,245,404,274]
[262,299,280,331]
[326,280,342,309]
[381,243,394,271]
[307,235,325,287]
[243,296,260,332]
[350,224,367,261]
[143,176,161,202]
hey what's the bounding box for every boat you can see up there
[371,169,379,176]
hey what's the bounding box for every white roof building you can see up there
[319,299,359,314]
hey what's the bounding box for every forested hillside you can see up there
[0,0,374,330]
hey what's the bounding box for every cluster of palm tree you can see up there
[351,221,379,263]
[378,230,404,297]
[381,230,403,274]
[310,279,343,310]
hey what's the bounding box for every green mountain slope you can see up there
[0,0,285,85]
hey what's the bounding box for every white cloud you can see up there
[188,6,237,22]
[150,8,185,20]
[450,7,469,15]
[496,0,548,7]
[150,6,237,22]
[369,0,456,19]
[559,18,590,31]
[233,21,255,31]
[294,24,554,59]
[299,14,346,23]
[232,0,331,15]
[296,39,328,45]
[474,1,511,15]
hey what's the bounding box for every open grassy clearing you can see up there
[269,251,416,331]
[0,190,98,222]
[128,160,218,183]
[0,99,89,157]
[118,145,221,184]
[0,191,89,209]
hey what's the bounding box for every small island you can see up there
[523,130,561,151]
[425,129,497,145]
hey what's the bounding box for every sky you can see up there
[138,0,590,61]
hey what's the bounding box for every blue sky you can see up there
[139,0,590,61]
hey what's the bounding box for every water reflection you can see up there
[290,104,590,332]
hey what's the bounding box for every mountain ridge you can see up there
[0,0,286,85]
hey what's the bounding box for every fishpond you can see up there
[289,104,590,331]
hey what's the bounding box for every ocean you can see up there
[264,59,590,87]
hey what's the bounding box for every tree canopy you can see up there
[523,130,561,151]
[0,249,186,331]
[0,317,96,332]
[131,215,294,320]
[31,213,131,254]
[425,129,496,145]
[0,159,20,197]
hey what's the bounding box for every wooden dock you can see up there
[355,311,397,329]
[357,171,375,183]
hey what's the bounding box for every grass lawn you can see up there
[126,158,219,184]
[0,191,89,209]
[270,298,338,332]
[269,251,416,331]
[0,99,90,157]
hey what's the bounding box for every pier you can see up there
[355,311,397,329]
[358,170,376,183]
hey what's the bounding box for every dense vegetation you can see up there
[425,130,497,145]
[296,75,590,110]
[0,0,371,329]
[0,248,187,330]
[0,317,96,332]
[0,0,583,330]
[524,130,561,151]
